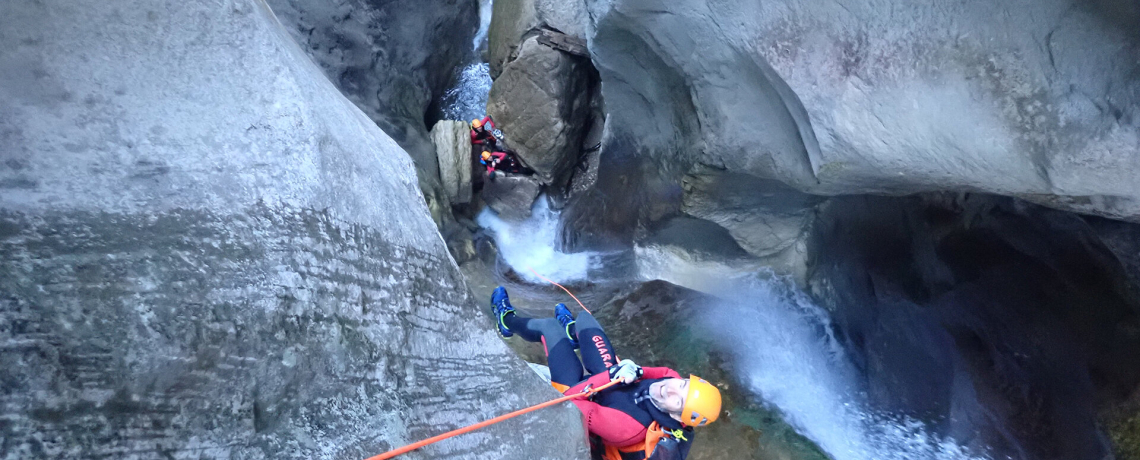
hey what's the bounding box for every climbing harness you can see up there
[600,421,686,460]
[364,380,620,460]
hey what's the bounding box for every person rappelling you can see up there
[470,116,500,150]
[490,286,722,460]
[363,281,721,460]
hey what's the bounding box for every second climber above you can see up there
[470,116,499,149]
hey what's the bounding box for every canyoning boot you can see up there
[554,303,579,348]
[490,286,515,338]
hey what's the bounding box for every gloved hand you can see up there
[608,359,643,384]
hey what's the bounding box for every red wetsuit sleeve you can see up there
[471,130,482,143]
[571,399,648,447]
[482,116,496,131]
[641,367,681,380]
[491,151,506,161]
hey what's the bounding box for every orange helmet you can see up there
[471,118,483,129]
[680,375,721,427]
[481,151,492,161]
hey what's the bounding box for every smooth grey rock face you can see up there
[487,0,588,78]
[585,0,1140,221]
[0,1,587,458]
[482,176,543,221]
[265,0,480,185]
[432,120,474,204]
[680,167,820,280]
[487,36,592,187]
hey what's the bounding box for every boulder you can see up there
[431,120,473,204]
[486,35,593,187]
[482,175,543,220]
[0,1,588,458]
[634,217,774,293]
[584,0,1140,221]
[487,0,589,77]
[681,167,820,280]
[266,0,479,189]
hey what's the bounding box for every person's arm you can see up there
[491,151,506,161]
[641,367,681,380]
[471,130,482,143]
[482,116,496,131]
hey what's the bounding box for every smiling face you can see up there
[649,378,689,417]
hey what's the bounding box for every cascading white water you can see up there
[476,196,599,284]
[440,0,494,122]
[441,62,492,122]
[472,0,493,50]
[694,276,989,460]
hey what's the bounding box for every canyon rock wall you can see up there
[0,1,587,458]
[583,0,1140,221]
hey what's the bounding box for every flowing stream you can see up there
[696,279,988,460]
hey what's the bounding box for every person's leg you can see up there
[492,287,584,387]
[505,314,583,386]
[575,312,617,374]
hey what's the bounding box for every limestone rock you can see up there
[634,217,775,292]
[681,167,820,280]
[0,1,587,458]
[488,0,589,77]
[483,175,543,221]
[487,36,592,187]
[585,0,1140,221]
[266,0,479,186]
[432,120,474,204]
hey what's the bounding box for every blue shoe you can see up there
[554,303,578,348]
[490,286,514,338]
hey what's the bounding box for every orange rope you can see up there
[365,380,619,460]
[526,266,591,314]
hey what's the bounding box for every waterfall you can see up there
[476,196,600,284]
[441,0,493,122]
[696,277,989,460]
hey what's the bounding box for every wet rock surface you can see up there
[806,194,1140,460]
[482,175,543,221]
[0,1,587,458]
[681,167,820,281]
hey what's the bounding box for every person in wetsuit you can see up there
[490,286,722,460]
[470,116,499,150]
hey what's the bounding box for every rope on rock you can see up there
[526,266,591,314]
[364,380,619,460]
